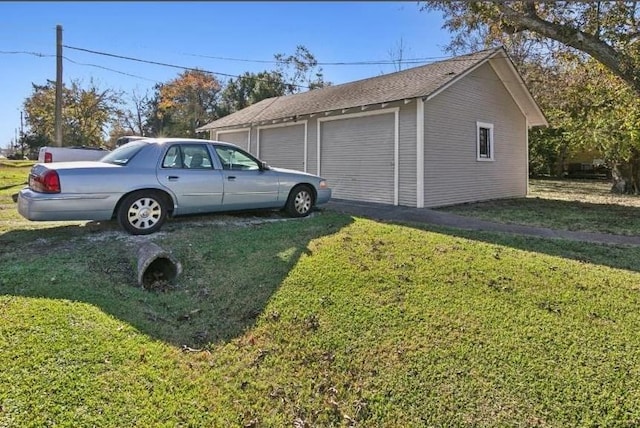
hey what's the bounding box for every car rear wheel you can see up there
[118,191,168,235]
[285,185,314,217]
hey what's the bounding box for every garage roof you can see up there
[198,47,547,132]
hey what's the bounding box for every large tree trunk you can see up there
[611,149,640,194]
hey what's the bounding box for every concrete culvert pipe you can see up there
[137,242,182,290]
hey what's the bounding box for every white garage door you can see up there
[320,113,395,204]
[216,130,250,151]
[259,124,305,171]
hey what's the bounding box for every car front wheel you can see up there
[286,185,314,217]
[118,191,168,235]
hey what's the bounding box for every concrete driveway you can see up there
[324,199,640,247]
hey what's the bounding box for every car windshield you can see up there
[101,141,147,165]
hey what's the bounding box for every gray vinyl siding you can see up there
[215,130,250,151]
[398,102,417,207]
[307,118,318,175]
[320,113,395,204]
[423,63,527,207]
[258,125,305,171]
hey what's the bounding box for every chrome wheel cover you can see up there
[127,197,162,230]
[294,190,312,214]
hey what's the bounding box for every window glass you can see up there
[214,147,259,170]
[479,127,490,158]
[182,145,212,169]
[476,122,494,161]
[162,145,183,168]
[162,144,213,169]
[101,141,147,165]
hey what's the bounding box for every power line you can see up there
[185,52,451,66]
[63,56,160,83]
[63,44,312,89]
[0,50,54,58]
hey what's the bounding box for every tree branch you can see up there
[497,2,640,94]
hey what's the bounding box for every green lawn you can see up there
[438,178,640,235]
[3,168,640,426]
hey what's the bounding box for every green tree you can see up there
[275,45,329,93]
[218,71,288,116]
[23,79,121,147]
[216,46,329,118]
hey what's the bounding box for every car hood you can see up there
[269,166,323,179]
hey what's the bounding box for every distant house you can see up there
[198,47,547,208]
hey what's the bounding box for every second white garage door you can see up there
[216,130,250,151]
[320,112,396,204]
[258,124,306,171]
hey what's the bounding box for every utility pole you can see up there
[54,24,63,147]
[19,111,24,157]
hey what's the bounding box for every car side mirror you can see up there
[260,161,270,171]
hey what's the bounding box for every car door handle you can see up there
[227,176,236,181]
[167,176,179,181]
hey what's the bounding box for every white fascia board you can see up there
[424,56,494,102]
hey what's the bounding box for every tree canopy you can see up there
[423,1,640,95]
[23,79,121,148]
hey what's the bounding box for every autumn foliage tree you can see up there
[150,69,221,138]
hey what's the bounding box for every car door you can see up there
[213,145,281,210]
[156,143,224,215]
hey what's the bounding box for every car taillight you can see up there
[30,169,61,193]
[44,152,53,163]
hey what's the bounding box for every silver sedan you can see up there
[18,138,332,235]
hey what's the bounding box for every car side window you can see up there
[183,145,213,169]
[214,147,259,171]
[162,144,213,169]
[162,145,183,168]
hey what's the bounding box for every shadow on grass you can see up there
[416,222,640,274]
[0,210,354,348]
[439,197,640,236]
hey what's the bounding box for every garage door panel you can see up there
[259,125,305,171]
[321,114,395,204]
[217,131,250,151]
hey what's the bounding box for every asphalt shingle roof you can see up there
[199,47,522,131]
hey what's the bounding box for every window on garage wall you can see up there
[476,121,494,161]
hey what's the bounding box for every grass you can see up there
[3,167,640,426]
[438,178,640,235]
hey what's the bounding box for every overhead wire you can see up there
[0,50,54,58]
[63,44,313,89]
[63,56,161,83]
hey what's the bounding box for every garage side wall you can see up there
[398,101,417,207]
[423,63,527,207]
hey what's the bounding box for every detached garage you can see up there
[198,47,547,208]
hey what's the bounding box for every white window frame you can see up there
[476,121,494,161]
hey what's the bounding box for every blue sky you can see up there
[0,1,452,148]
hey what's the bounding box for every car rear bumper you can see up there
[17,188,115,221]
